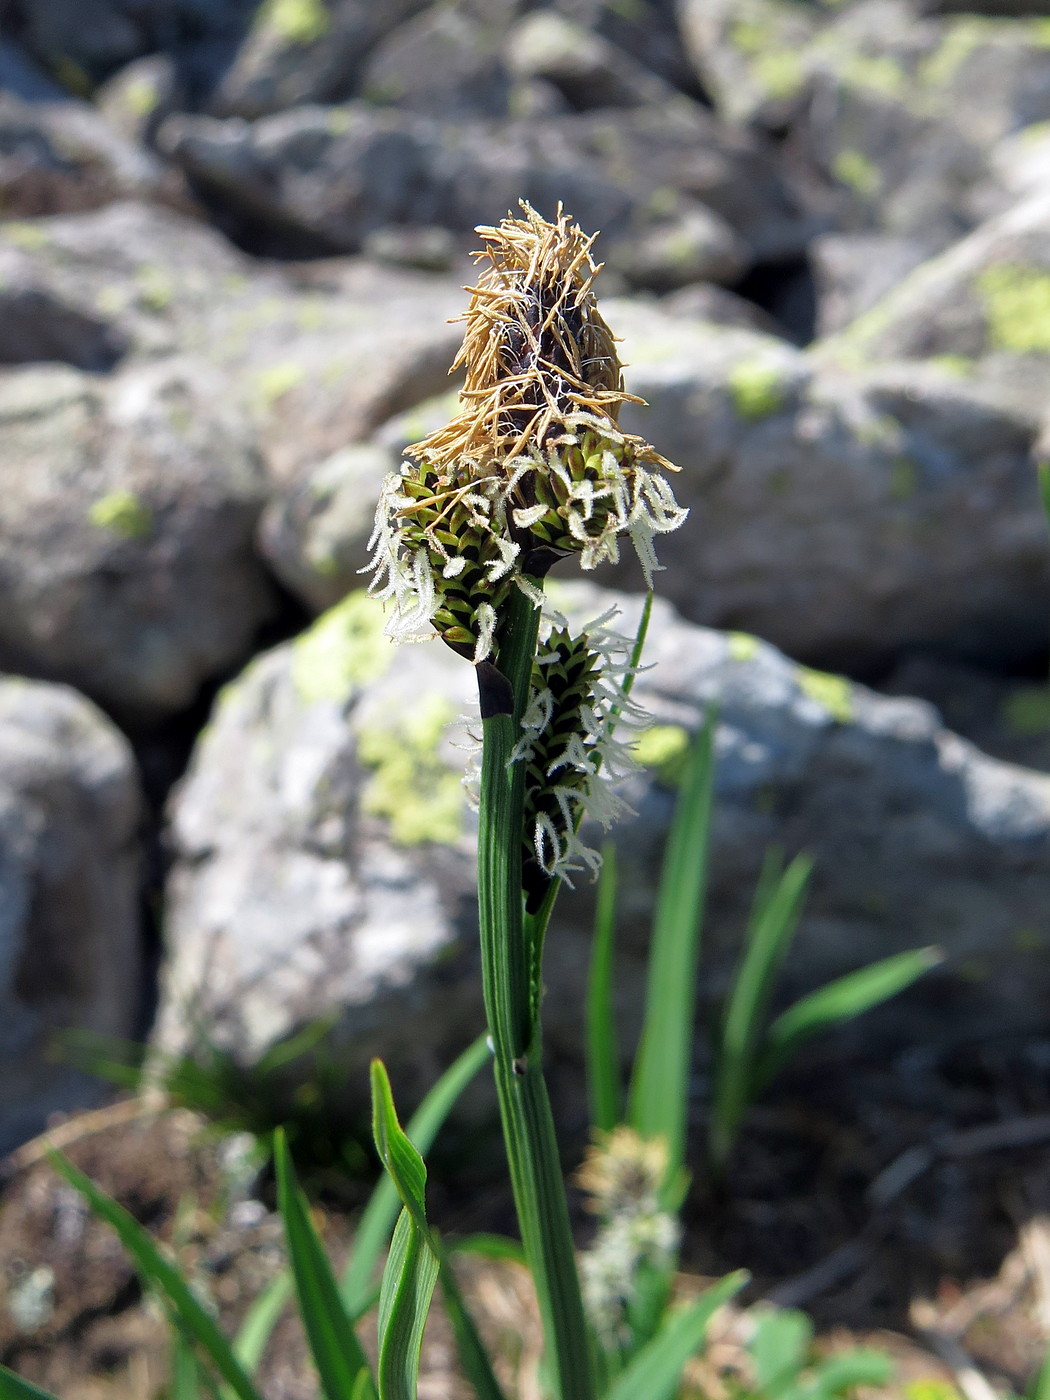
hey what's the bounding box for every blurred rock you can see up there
[0,201,467,484]
[811,232,936,336]
[155,583,1050,1108]
[6,0,258,95]
[209,0,427,118]
[607,201,751,291]
[94,54,182,147]
[659,280,782,332]
[822,188,1050,383]
[676,0,820,129]
[159,101,809,263]
[0,92,176,217]
[257,443,392,612]
[0,244,128,368]
[0,676,142,1152]
[0,361,275,722]
[505,10,681,110]
[604,299,1048,669]
[359,0,514,118]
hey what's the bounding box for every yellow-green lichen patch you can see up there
[123,78,160,118]
[928,354,974,377]
[753,49,807,100]
[256,361,306,405]
[88,490,153,540]
[976,264,1050,354]
[135,265,174,311]
[728,358,788,420]
[292,590,393,705]
[3,223,47,251]
[832,149,880,198]
[837,52,907,99]
[919,18,997,90]
[257,0,329,44]
[357,694,463,846]
[797,666,853,723]
[904,1376,965,1400]
[1002,685,1050,735]
[728,631,760,661]
[632,723,690,787]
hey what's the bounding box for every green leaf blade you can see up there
[48,1153,262,1400]
[628,716,716,1180]
[587,842,621,1134]
[274,1130,375,1400]
[0,1367,64,1400]
[758,947,943,1089]
[376,1210,440,1400]
[603,1271,748,1400]
[343,1034,489,1312]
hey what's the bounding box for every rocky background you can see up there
[5,0,1050,1378]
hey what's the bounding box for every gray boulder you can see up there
[154,583,1050,1112]
[505,10,683,110]
[0,91,178,218]
[821,188,1050,383]
[607,299,1048,669]
[159,100,809,264]
[0,361,274,723]
[209,0,427,119]
[0,675,142,1153]
[0,201,467,485]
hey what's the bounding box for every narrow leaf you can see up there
[709,852,812,1172]
[274,1130,375,1400]
[757,947,943,1090]
[377,1210,440,1400]
[805,1350,893,1397]
[750,1308,813,1394]
[0,1368,63,1400]
[343,1034,489,1311]
[603,1271,748,1400]
[448,1233,526,1266]
[628,716,716,1180]
[171,1329,202,1400]
[371,1061,506,1400]
[232,1273,293,1375]
[48,1153,262,1400]
[587,841,621,1133]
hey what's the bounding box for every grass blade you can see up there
[274,1130,375,1400]
[603,1271,748,1400]
[171,1329,203,1400]
[49,1152,262,1400]
[372,1061,506,1400]
[0,1369,63,1400]
[232,1273,294,1375]
[587,841,621,1133]
[709,852,812,1173]
[377,1210,439,1400]
[628,716,716,1180]
[756,947,943,1091]
[343,1034,489,1311]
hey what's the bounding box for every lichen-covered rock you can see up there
[0,201,467,484]
[159,100,809,264]
[0,362,275,722]
[505,10,682,110]
[605,298,1048,669]
[208,0,427,119]
[0,676,142,1152]
[821,188,1050,381]
[155,582,1050,1110]
[0,92,177,218]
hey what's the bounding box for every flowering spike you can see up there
[366,201,687,661]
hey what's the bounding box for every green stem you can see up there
[477,583,596,1400]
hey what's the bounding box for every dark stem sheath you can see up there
[476,582,595,1400]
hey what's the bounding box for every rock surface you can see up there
[0,362,274,723]
[0,676,142,1153]
[154,584,1050,1113]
